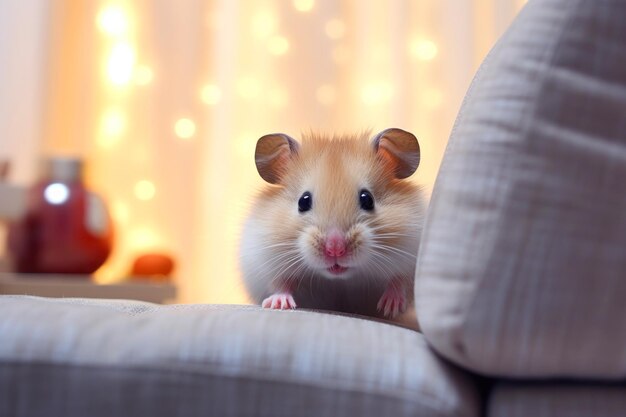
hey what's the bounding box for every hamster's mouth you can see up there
[328,264,348,275]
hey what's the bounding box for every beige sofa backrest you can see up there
[415,0,626,379]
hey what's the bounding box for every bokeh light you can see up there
[134,180,156,201]
[201,84,222,105]
[106,42,135,85]
[251,12,276,39]
[267,36,289,55]
[293,0,315,12]
[100,108,126,137]
[237,77,261,99]
[410,39,438,61]
[361,82,393,105]
[97,5,128,37]
[174,118,196,139]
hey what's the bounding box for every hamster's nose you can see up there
[325,229,347,258]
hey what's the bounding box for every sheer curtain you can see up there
[0,0,525,303]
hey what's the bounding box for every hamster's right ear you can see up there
[255,133,300,184]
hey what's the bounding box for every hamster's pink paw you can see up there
[377,285,407,319]
[262,293,297,310]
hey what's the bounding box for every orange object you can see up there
[130,253,175,281]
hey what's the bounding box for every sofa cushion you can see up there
[0,296,479,417]
[415,0,626,378]
[489,383,626,417]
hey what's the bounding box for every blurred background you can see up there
[0,0,525,304]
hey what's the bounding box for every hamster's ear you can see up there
[371,128,420,179]
[255,133,300,184]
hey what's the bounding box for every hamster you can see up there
[239,128,426,320]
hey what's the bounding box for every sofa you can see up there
[1,0,625,415]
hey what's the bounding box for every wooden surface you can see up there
[0,273,177,304]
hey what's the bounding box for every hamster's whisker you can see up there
[254,249,300,271]
[371,244,418,260]
[371,232,418,239]
[262,242,300,249]
[271,255,306,283]
[263,253,302,279]
[368,252,397,280]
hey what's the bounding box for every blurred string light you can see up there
[251,12,276,38]
[201,84,222,105]
[237,77,261,99]
[107,41,136,85]
[293,0,315,12]
[267,36,289,55]
[129,228,161,249]
[361,82,393,105]
[100,108,125,137]
[135,180,156,201]
[175,118,196,139]
[93,2,178,285]
[112,200,130,224]
[97,5,128,37]
[410,39,438,61]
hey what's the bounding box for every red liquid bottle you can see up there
[8,158,113,275]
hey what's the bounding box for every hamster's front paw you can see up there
[262,292,297,310]
[377,284,407,319]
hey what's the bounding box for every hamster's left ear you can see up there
[371,128,420,179]
[255,133,300,184]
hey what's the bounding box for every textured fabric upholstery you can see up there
[489,383,626,417]
[0,296,479,417]
[416,0,626,378]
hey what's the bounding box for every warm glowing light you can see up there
[201,84,222,105]
[237,77,261,99]
[135,66,153,85]
[174,118,196,139]
[316,84,335,106]
[100,108,125,137]
[420,88,444,109]
[135,180,156,201]
[107,42,135,85]
[129,228,161,249]
[410,39,438,61]
[251,12,276,38]
[518,0,528,9]
[97,5,128,37]
[268,36,289,55]
[325,19,346,39]
[293,0,315,12]
[112,200,130,223]
[44,183,70,205]
[268,88,288,108]
[361,82,393,105]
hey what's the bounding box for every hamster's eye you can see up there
[298,191,312,213]
[359,189,375,211]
